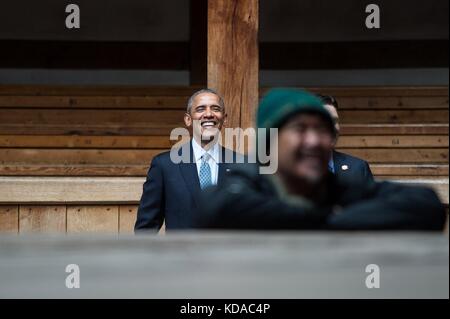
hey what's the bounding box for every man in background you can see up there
[317,94,374,185]
[193,89,446,230]
[135,89,244,232]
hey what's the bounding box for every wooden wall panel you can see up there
[19,205,66,233]
[119,205,138,234]
[67,205,119,233]
[0,205,18,233]
[337,135,449,148]
[341,148,448,164]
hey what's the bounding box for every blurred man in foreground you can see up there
[317,94,374,185]
[193,89,446,230]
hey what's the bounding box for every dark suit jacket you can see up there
[193,164,446,231]
[333,150,374,185]
[135,141,245,232]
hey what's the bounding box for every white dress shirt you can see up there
[192,139,220,185]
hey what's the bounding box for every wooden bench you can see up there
[0,85,447,233]
[0,85,447,178]
[0,176,447,234]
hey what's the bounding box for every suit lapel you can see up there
[178,142,201,207]
[218,146,232,185]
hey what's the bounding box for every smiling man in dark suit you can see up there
[317,94,374,185]
[135,89,244,232]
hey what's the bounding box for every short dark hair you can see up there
[187,88,225,114]
[317,94,338,109]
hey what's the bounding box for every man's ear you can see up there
[331,133,339,148]
[222,113,228,127]
[184,113,192,127]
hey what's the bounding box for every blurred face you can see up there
[324,104,340,145]
[184,93,227,144]
[276,113,334,184]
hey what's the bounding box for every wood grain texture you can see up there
[371,164,449,177]
[0,177,144,204]
[119,205,138,234]
[19,206,66,233]
[340,124,448,136]
[341,148,448,163]
[0,165,148,176]
[67,205,119,233]
[338,110,448,124]
[0,86,200,96]
[0,96,188,109]
[0,206,18,233]
[260,86,449,97]
[0,149,164,165]
[208,0,259,133]
[0,135,187,149]
[337,135,449,148]
[0,177,447,205]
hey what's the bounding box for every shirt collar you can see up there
[192,138,220,164]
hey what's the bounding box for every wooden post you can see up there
[207,0,259,135]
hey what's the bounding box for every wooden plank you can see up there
[0,164,446,178]
[371,164,449,177]
[339,110,448,124]
[208,0,259,131]
[0,177,144,204]
[0,233,447,298]
[0,85,445,97]
[0,206,18,233]
[0,135,186,149]
[0,109,184,135]
[0,109,184,126]
[341,148,448,163]
[261,86,449,97]
[0,96,188,109]
[340,124,449,136]
[0,85,200,96]
[1,124,447,137]
[67,205,119,233]
[337,135,449,148]
[0,176,447,205]
[0,125,173,136]
[19,206,66,233]
[0,95,446,110]
[0,149,164,165]
[0,165,148,176]
[335,96,448,109]
[119,205,138,234]
[2,148,444,166]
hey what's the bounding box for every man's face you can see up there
[276,113,334,184]
[184,93,226,143]
[324,104,340,146]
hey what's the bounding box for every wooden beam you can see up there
[207,0,259,133]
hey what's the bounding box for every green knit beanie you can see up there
[257,88,335,132]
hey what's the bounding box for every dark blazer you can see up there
[135,141,245,232]
[333,150,374,185]
[193,164,446,231]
